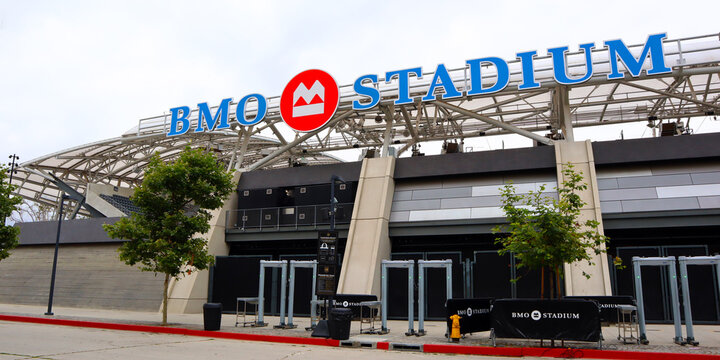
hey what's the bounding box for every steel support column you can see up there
[554,86,575,142]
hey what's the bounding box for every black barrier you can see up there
[564,296,635,324]
[446,298,493,334]
[491,299,601,343]
[330,294,378,319]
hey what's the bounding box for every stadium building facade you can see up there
[2,32,720,324]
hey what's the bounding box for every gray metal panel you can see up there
[411,187,472,200]
[391,199,442,211]
[237,161,362,189]
[394,146,556,179]
[441,196,501,209]
[393,190,413,201]
[691,172,720,185]
[617,174,692,189]
[597,178,619,190]
[504,173,557,184]
[602,209,720,229]
[600,201,623,213]
[394,180,442,191]
[599,188,658,202]
[390,211,410,222]
[698,196,720,209]
[442,177,503,188]
[621,197,700,212]
[15,217,123,246]
[593,133,720,165]
[651,163,720,176]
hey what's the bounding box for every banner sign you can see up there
[446,298,493,334]
[316,230,338,297]
[565,295,635,323]
[167,33,671,137]
[491,298,601,342]
[330,294,378,319]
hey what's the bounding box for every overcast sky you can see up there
[1,0,719,165]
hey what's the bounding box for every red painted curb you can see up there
[424,343,720,359]
[2,314,718,359]
[0,314,339,347]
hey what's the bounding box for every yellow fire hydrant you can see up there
[450,314,462,342]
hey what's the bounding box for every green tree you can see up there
[1,165,22,261]
[493,164,609,299]
[104,147,233,325]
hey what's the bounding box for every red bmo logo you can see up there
[280,69,339,132]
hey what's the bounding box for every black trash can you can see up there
[203,303,222,331]
[328,308,353,340]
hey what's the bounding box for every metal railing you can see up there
[225,203,354,230]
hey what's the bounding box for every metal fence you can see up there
[226,203,354,230]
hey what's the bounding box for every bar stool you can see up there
[236,297,260,327]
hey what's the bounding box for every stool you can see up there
[235,297,260,327]
[358,301,381,334]
[617,304,639,344]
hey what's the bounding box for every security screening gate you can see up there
[256,260,288,327]
[678,255,720,346]
[417,259,452,336]
[632,256,683,345]
[381,260,415,335]
[286,260,318,330]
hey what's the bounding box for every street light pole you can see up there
[329,175,346,232]
[7,154,19,185]
[4,154,19,226]
[45,194,69,316]
[328,175,345,313]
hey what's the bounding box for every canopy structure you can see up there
[11,33,720,217]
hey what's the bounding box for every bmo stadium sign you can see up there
[167,33,671,136]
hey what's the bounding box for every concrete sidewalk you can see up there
[1,303,718,356]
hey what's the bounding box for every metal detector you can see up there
[417,259,452,336]
[677,255,720,346]
[256,260,288,328]
[632,256,683,345]
[285,260,318,330]
[381,260,415,335]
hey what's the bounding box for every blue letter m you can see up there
[605,33,671,79]
[195,98,232,133]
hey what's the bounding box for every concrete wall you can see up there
[0,243,164,311]
[337,157,395,297]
